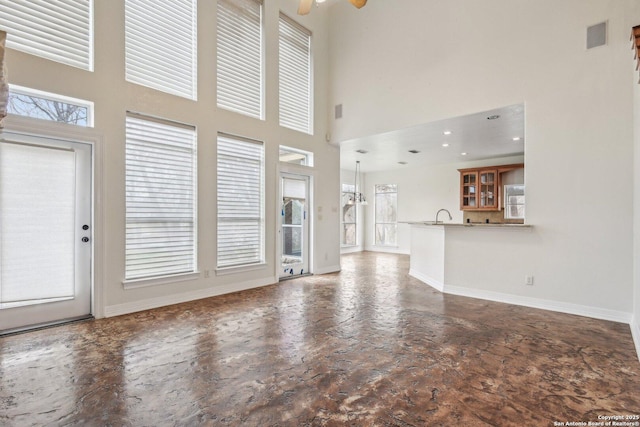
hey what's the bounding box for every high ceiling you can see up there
[339,104,525,173]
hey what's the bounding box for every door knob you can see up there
[82,237,89,243]
[82,224,89,230]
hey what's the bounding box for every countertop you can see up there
[401,221,532,228]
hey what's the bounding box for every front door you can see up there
[0,133,92,333]
[279,174,309,279]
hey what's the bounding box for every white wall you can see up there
[633,7,640,359]
[329,0,636,316]
[3,0,340,317]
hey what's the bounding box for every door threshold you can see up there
[0,314,94,337]
[279,273,313,282]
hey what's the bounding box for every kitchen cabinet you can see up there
[459,164,523,211]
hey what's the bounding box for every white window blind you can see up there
[216,0,263,119]
[125,114,197,281]
[0,0,93,71]
[217,133,264,268]
[125,0,197,100]
[279,13,312,134]
[0,141,75,307]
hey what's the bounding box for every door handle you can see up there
[81,237,89,243]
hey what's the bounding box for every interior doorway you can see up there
[279,173,310,279]
[0,133,93,334]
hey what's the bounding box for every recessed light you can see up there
[355,149,368,154]
[461,152,468,156]
[442,143,449,147]
[408,149,420,154]
[443,131,452,135]
[487,115,500,120]
[512,137,521,141]
[398,161,408,165]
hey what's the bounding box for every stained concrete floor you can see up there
[1,252,639,426]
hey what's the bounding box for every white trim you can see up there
[340,246,362,254]
[105,275,278,318]
[631,315,640,363]
[315,264,341,275]
[123,272,201,290]
[445,284,632,324]
[215,263,267,276]
[0,115,105,320]
[365,245,410,255]
[409,269,445,292]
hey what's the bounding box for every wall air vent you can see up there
[587,21,607,49]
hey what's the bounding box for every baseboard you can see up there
[409,269,444,292]
[314,264,341,275]
[445,284,633,324]
[631,315,640,363]
[104,276,278,318]
[340,246,362,254]
[364,246,410,255]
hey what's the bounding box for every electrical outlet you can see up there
[525,275,534,286]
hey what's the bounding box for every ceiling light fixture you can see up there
[513,137,521,141]
[398,161,408,165]
[347,161,367,205]
[443,131,452,135]
[442,143,449,147]
[461,152,468,156]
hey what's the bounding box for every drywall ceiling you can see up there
[339,104,525,172]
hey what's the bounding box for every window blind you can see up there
[125,114,197,280]
[279,13,312,134]
[0,0,93,71]
[216,0,263,119]
[125,0,197,100]
[217,133,264,268]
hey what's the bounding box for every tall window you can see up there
[375,184,397,246]
[125,0,197,100]
[217,133,265,268]
[279,13,312,134]
[341,184,357,246]
[0,0,93,70]
[216,0,263,119]
[125,114,197,281]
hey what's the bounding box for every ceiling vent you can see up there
[587,21,607,49]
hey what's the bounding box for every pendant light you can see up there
[347,160,368,205]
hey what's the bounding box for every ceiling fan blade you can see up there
[348,0,367,9]
[298,0,313,15]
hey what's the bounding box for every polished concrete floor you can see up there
[1,252,639,426]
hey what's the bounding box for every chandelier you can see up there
[347,160,367,205]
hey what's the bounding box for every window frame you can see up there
[0,0,94,71]
[341,183,357,247]
[124,0,198,100]
[278,12,312,134]
[216,0,264,120]
[7,85,94,127]
[123,112,198,286]
[216,132,265,271]
[374,184,398,247]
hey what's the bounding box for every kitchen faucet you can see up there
[435,208,452,224]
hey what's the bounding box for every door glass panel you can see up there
[0,142,75,308]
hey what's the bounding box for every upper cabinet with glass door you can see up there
[459,164,523,211]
